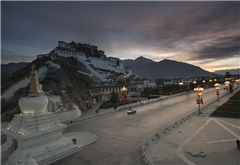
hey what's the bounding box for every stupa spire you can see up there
[29,64,39,93]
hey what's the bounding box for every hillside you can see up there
[123,57,216,79]
[1,53,94,121]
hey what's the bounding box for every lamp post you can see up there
[179,82,183,91]
[158,84,163,98]
[225,81,230,95]
[202,80,205,87]
[193,81,197,88]
[214,83,221,101]
[236,79,240,86]
[194,85,204,114]
[121,86,128,107]
[209,79,212,87]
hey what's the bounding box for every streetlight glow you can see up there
[225,81,230,86]
[193,81,197,87]
[214,83,221,89]
[225,81,230,95]
[214,83,221,101]
[179,82,183,91]
[121,86,128,107]
[194,85,204,96]
[194,85,204,113]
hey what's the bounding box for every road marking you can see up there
[213,119,240,139]
[216,119,240,129]
[176,118,212,165]
[185,139,236,145]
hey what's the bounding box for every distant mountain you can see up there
[1,62,30,75]
[123,56,153,71]
[214,68,240,75]
[123,57,216,79]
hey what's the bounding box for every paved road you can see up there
[50,87,232,165]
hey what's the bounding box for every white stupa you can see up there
[1,65,78,165]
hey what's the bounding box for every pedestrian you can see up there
[98,108,100,113]
[236,139,240,147]
[95,110,97,114]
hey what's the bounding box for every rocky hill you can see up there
[123,56,216,79]
[1,53,94,121]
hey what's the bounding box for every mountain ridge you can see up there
[1,62,30,75]
[123,57,217,79]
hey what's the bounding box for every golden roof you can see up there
[29,65,40,93]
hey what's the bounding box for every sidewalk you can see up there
[144,89,240,165]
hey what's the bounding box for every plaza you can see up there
[49,86,240,165]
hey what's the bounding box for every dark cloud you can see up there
[1,1,239,71]
[196,36,240,60]
[146,2,239,52]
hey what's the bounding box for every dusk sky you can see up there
[1,1,239,72]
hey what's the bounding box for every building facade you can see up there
[88,83,138,101]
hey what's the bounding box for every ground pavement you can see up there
[63,97,149,124]
[144,92,240,165]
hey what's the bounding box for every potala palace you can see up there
[38,41,138,82]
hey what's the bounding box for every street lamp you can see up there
[232,79,235,89]
[202,80,206,87]
[179,82,183,91]
[194,85,204,113]
[209,79,212,87]
[193,81,197,88]
[225,81,230,95]
[158,84,163,98]
[236,79,240,86]
[121,86,128,107]
[214,83,221,101]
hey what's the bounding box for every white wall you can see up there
[55,106,81,123]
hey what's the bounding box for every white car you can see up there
[127,109,137,114]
